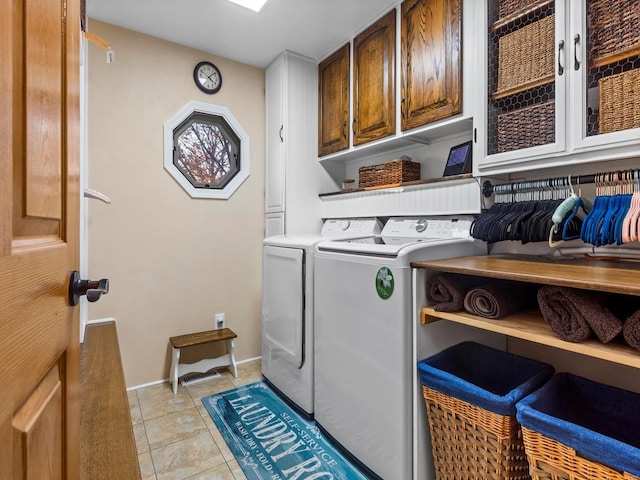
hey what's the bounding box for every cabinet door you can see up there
[265,55,285,213]
[318,43,350,156]
[353,9,396,146]
[480,0,566,170]
[265,212,284,237]
[401,0,462,131]
[570,0,640,150]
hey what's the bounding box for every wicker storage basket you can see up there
[497,14,555,94]
[590,0,640,63]
[418,342,554,480]
[599,69,640,134]
[358,159,420,188]
[499,0,540,19]
[497,101,555,152]
[516,373,640,480]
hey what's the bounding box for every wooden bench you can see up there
[80,321,141,479]
[169,328,238,394]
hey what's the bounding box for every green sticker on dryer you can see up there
[376,267,394,299]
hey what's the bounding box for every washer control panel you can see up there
[382,216,474,239]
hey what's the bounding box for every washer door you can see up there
[262,245,304,368]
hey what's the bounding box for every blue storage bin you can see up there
[516,373,640,478]
[418,341,554,416]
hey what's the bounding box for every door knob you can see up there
[69,270,109,306]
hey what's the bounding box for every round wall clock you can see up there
[193,61,222,94]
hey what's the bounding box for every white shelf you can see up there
[318,116,473,165]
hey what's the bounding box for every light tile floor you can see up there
[129,360,263,480]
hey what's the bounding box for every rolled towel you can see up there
[623,310,640,351]
[426,274,483,312]
[537,286,623,344]
[464,281,538,319]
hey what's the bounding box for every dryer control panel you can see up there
[321,218,382,237]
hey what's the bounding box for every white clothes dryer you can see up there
[261,218,381,416]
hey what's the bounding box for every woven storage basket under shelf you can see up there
[422,386,532,480]
[590,0,640,63]
[499,0,540,19]
[496,14,555,94]
[497,101,555,152]
[599,69,640,134]
[358,159,420,188]
[521,427,640,480]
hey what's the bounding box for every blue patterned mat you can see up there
[202,381,370,480]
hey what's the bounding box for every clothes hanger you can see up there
[622,170,640,243]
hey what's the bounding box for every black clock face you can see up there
[194,61,222,94]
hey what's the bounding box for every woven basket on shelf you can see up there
[423,385,531,480]
[521,427,640,480]
[497,101,555,152]
[497,14,555,94]
[499,0,540,19]
[599,69,640,134]
[590,0,640,63]
[358,159,420,188]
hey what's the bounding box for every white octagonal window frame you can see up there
[164,101,250,199]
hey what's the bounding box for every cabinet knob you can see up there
[279,125,283,142]
[573,34,581,71]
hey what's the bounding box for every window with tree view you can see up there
[164,102,250,199]
[174,113,240,189]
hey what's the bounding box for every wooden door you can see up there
[353,9,396,146]
[318,43,350,156]
[0,0,81,478]
[401,0,462,131]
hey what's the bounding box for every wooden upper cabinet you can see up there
[318,43,350,156]
[353,9,396,146]
[401,0,462,131]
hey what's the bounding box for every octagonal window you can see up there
[164,101,250,199]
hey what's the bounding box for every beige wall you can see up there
[86,20,265,387]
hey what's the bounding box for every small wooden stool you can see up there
[169,328,238,394]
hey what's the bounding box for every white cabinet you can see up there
[265,51,338,236]
[476,0,640,175]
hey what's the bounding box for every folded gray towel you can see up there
[537,286,623,343]
[623,310,640,351]
[463,281,538,319]
[426,274,483,312]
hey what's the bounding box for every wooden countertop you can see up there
[411,254,640,296]
[80,321,141,480]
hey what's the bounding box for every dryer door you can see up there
[262,245,304,368]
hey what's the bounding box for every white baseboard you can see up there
[127,356,262,392]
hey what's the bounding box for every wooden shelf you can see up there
[420,307,640,369]
[591,45,640,69]
[491,75,555,101]
[411,255,640,296]
[413,254,640,370]
[490,0,554,31]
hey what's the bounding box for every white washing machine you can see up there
[314,216,505,480]
[261,218,381,416]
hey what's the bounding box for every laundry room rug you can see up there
[202,381,371,480]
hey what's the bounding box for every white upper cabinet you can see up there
[477,0,640,175]
[266,51,338,235]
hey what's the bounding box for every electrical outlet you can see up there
[215,313,225,329]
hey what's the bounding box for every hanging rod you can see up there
[481,169,640,197]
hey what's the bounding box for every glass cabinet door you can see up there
[486,0,564,160]
[583,0,640,139]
